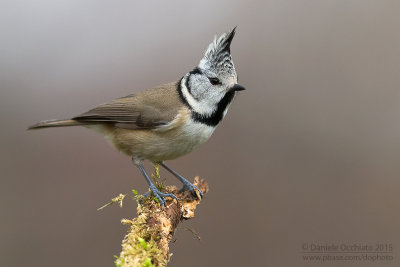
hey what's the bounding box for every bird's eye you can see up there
[208,77,220,85]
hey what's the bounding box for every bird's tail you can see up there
[28,119,87,130]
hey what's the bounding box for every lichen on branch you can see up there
[114,177,208,267]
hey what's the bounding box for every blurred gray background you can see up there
[2,1,400,266]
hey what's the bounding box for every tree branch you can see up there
[114,177,208,267]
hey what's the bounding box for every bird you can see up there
[28,27,245,206]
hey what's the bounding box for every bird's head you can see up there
[180,27,245,121]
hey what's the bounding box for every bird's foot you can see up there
[142,185,178,206]
[158,162,203,199]
[181,179,203,199]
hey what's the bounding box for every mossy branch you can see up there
[114,177,208,267]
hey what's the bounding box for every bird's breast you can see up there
[177,118,216,148]
[110,108,216,161]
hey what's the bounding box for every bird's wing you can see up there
[73,82,182,130]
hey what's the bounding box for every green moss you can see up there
[142,258,155,267]
[152,164,164,191]
[116,208,167,267]
[137,237,148,250]
[114,255,125,267]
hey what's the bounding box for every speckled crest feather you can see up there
[204,27,236,59]
[199,27,237,76]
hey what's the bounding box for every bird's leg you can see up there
[136,161,177,206]
[160,162,203,199]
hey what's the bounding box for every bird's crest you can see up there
[199,27,237,75]
[204,27,236,59]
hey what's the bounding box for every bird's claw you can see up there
[142,186,178,206]
[182,180,203,199]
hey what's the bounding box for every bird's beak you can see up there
[230,84,246,92]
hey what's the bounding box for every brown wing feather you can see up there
[73,82,183,130]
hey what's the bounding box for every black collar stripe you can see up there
[177,77,190,108]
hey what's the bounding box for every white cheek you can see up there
[181,76,216,115]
